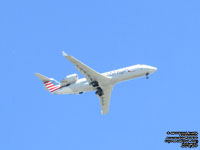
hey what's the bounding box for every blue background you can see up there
[0,0,200,149]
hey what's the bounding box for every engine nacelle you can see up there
[61,74,78,86]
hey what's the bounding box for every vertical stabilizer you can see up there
[35,73,61,93]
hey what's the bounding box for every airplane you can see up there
[35,51,157,115]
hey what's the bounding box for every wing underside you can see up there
[62,51,113,114]
[97,85,114,114]
[62,51,110,85]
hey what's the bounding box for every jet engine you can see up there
[61,74,78,86]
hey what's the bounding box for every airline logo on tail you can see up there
[34,73,61,93]
[44,80,61,93]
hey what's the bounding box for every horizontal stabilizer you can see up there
[34,73,50,82]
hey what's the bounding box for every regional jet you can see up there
[35,51,157,114]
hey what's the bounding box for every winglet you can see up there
[62,51,68,57]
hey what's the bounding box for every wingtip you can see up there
[62,51,68,57]
[101,111,108,115]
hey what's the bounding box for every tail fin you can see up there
[35,73,61,93]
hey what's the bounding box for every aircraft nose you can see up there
[148,66,157,73]
[152,66,157,71]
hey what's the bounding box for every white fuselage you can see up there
[54,64,157,94]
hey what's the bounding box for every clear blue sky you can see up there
[0,0,200,150]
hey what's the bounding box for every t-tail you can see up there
[35,73,61,93]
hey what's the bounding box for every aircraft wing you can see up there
[97,85,114,115]
[62,51,110,85]
[62,51,113,114]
